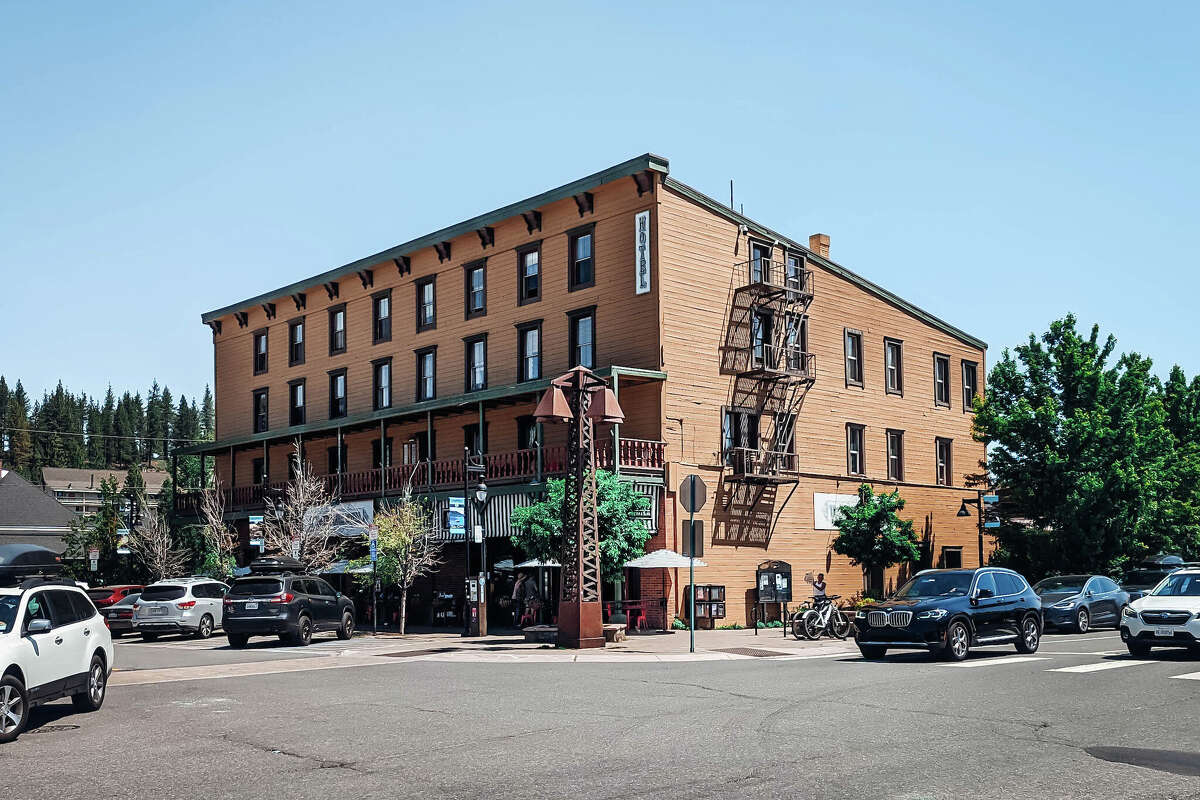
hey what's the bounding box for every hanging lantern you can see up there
[534,384,573,424]
[586,386,625,425]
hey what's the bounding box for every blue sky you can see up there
[2,2,1197,403]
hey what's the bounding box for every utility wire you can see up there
[0,426,209,444]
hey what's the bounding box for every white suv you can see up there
[1121,568,1200,656]
[133,578,228,641]
[1,580,115,742]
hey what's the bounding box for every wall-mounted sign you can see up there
[634,210,651,295]
[814,493,859,530]
[446,496,465,540]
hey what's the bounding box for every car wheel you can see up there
[227,633,249,649]
[290,615,313,646]
[71,654,107,712]
[337,612,354,640]
[0,674,29,743]
[1127,639,1152,657]
[858,644,887,659]
[195,614,214,640]
[140,633,159,642]
[1075,608,1090,634]
[1016,615,1042,653]
[944,620,971,661]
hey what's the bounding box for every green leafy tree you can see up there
[831,484,920,598]
[351,488,443,634]
[973,315,1197,578]
[61,476,127,582]
[509,470,652,582]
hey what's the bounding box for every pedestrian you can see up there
[520,572,541,625]
[812,572,828,605]
[513,571,527,627]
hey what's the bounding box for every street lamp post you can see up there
[957,491,984,567]
[534,366,625,649]
[462,449,488,637]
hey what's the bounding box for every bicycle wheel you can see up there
[802,610,824,640]
[829,609,851,640]
[790,611,806,640]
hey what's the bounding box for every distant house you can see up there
[0,466,76,552]
[41,467,169,516]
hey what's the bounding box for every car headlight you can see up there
[1122,605,1138,618]
[916,609,949,620]
[855,610,868,619]
[1051,599,1076,609]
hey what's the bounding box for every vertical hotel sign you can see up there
[634,210,651,295]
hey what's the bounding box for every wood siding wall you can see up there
[653,185,989,623]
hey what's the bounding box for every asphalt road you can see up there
[6,630,1200,800]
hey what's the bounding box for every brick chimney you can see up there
[809,233,830,258]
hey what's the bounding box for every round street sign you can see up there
[679,475,707,513]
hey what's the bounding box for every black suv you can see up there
[222,558,355,648]
[853,568,1043,661]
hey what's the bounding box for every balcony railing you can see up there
[175,439,666,515]
[734,259,814,301]
[725,447,799,483]
[738,347,816,381]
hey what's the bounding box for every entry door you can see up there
[750,243,771,284]
[751,311,773,367]
[20,591,74,695]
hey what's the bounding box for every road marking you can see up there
[1038,650,1126,656]
[1169,672,1200,681]
[944,656,1048,668]
[1047,659,1156,673]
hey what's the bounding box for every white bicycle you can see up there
[793,595,851,640]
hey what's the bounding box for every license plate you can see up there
[149,606,167,616]
[108,612,118,619]
[1154,626,1176,638]
[245,602,258,610]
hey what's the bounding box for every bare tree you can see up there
[198,479,239,578]
[127,498,188,582]
[368,486,443,634]
[260,441,351,573]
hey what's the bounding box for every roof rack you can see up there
[15,577,80,590]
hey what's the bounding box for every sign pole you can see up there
[688,478,696,654]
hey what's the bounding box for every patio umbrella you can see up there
[514,558,560,568]
[493,559,516,572]
[624,549,707,569]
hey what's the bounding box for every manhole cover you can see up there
[716,647,789,658]
[379,647,461,658]
[26,724,80,734]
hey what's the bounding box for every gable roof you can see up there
[0,469,76,531]
[41,467,169,493]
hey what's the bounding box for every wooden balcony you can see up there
[734,258,814,302]
[737,347,816,381]
[725,447,798,484]
[174,439,666,516]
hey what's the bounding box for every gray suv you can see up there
[133,578,228,641]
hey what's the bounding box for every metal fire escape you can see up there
[722,249,816,511]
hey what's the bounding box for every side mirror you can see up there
[26,618,52,635]
[975,588,994,600]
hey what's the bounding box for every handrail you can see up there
[733,259,814,296]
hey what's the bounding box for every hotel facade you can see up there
[177,153,988,625]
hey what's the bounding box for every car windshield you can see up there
[229,579,283,596]
[1034,576,1086,594]
[140,585,186,601]
[1123,569,1169,586]
[893,572,973,598]
[1151,573,1200,597]
[114,593,140,606]
[0,595,18,634]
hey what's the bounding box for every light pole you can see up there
[957,491,984,567]
[463,449,487,637]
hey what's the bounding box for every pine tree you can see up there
[145,381,162,462]
[85,402,105,467]
[5,381,33,479]
[159,386,175,457]
[100,386,117,467]
[0,376,9,465]
[200,385,215,441]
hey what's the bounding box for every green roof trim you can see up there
[201,153,670,324]
[661,177,987,351]
[175,365,667,455]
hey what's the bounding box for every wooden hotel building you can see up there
[177,153,987,625]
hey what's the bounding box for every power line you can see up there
[0,426,209,444]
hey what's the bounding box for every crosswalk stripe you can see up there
[944,656,1048,668]
[1047,659,1156,673]
[1169,672,1200,681]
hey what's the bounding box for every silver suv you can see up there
[133,578,228,641]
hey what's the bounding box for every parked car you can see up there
[1034,574,1129,633]
[0,578,114,742]
[101,592,140,637]
[1121,568,1200,656]
[132,578,228,641]
[1121,554,1191,602]
[86,585,143,609]
[223,558,355,648]
[853,567,1043,661]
